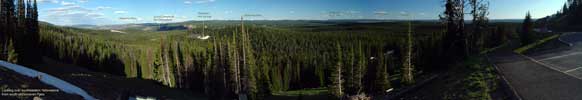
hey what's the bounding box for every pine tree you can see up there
[374,49,391,94]
[16,0,24,42]
[344,44,356,95]
[575,0,582,24]
[7,39,17,63]
[0,0,6,60]
[354,42,366,94]
[27,0,40,64]
[563,3,569,14]
[173,41,182,87]
[402,18,415,85]
[158,33,174,87]
[520,12,534,45]
[16,0,24,28]
[469,0,489,53]
[227,32,241,98]
[240,18,258,99]
[441,0,467,59]
[1,0,16,60]
[14,0,28,65]
[329,43,343,98]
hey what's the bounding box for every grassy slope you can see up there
[514,34,560,54]
[399,57,500,99]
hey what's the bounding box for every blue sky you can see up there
[36,0,567,25]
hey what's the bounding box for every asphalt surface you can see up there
[489,33,582,100]
[529,33,582,79]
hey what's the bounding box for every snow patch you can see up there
[197,35,210,40]
[129,96,157,100]
[110,30,127,34]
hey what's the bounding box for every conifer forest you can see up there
[2,0,580,100]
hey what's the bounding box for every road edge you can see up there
[485,55,523,100]
[558,32,574,47]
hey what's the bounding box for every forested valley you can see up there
[0,0,525,100]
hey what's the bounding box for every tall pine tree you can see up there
[329,43,343,98]
[401,18,415,85]
[469,0,489,53]
[1,0,16,60]
[354,42,366,94]
[520,12,534,46]
[373,49,391,94]
[441,0,467,59]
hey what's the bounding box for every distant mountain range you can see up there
[59,19,524,31]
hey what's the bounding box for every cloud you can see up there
[61,1,75,6]
[44,6,111,25]
[183,0,215,4]
[195,0,216,4]
[38,0,59,3]
[45,12,110,25]
[42,2,118,25]
[224,11,232,14]
[374,11,388,15]
[78,0,88,3]
[400,11,408,16]
[86,13,104,17]
[347,10,360,14]
[184,1,192,5]
[95,6,112,10]
[47,5,92,13]
[46,5,95,18]
[114,11,127,14]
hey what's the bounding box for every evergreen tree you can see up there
[563,3,569,14]
[329,43,343,98]
[238,17,258,98]
[344,44,356,95]
[1,0,16,60]
[441,0,467,59]
[0,0,5,60]
[28,0,38,60]
[227,31,241,98]
[7,39,17,63]
[16,0,24,28]
[520,12,534,45]
[469,0,489,53]
[354,42,366,94]
[402,18,415,85]
[16,0,24,52]
[575,0,582,24]
[374,49,391,94]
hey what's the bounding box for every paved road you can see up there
[489,33,582,100]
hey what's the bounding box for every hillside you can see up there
[538,0,582,31]
[34,20,454,99]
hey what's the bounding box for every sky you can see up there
[36,0,567,25]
